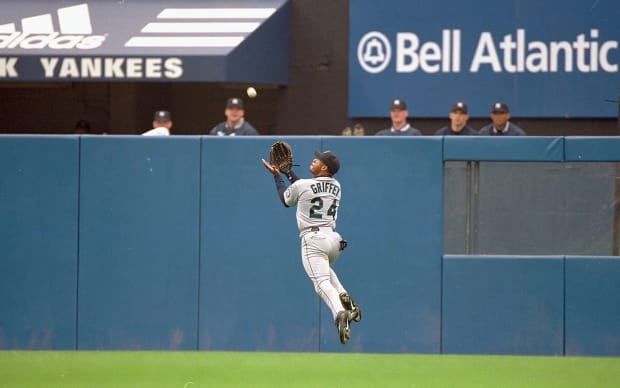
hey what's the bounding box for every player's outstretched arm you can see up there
[286,169,299,183]
[261,159,289,207]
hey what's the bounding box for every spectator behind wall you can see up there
[143,110,172,136]
[434,102,478,136]
[73,119,91,134]
[210,97,259,136]
[374,99,422,136]
[478,102,527,136]
[352,123,365,136]
[342,123,365,136]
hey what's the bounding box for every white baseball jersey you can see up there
[142,127,170,136]
[284,176,341,235]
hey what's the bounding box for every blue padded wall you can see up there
[565,256,620,356]
[564,137,620,161]
[318,137,444,353]
[3,135,620,355]
[77,136,201,350]
[0,136,78,349]
[442,255,565,355]
[199,137,322,351]
[443,137,564,161]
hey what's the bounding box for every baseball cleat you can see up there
[340,293,362,323]
[335,310,351,344]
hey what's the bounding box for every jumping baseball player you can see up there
[261,148,361,344]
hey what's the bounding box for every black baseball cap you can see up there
[491,102,509,113]
[153,110,171,121]
[451,101,468,114]
[314,150,340,175]
[226,97,244,109]
[390,99,407,110]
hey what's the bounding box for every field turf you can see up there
[1,351,619,387]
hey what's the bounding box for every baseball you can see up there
[246,87,257,98]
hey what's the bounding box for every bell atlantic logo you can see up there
[357,29,618,74]
[357,31,391,73]
[0,3,106,49]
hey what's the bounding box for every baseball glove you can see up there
[269,141,293,173]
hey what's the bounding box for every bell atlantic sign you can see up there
[358,29,617,74]
[349,0,620,118]
[0,1,290,83]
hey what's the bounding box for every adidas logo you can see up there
[0,3,106,50]
[125,7,276,48]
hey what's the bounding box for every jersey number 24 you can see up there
[310,197,338,219]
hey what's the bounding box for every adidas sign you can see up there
[0,32,105,49]
[0,3,106,50]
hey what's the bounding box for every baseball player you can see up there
[261,149,361,344]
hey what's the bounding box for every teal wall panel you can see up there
[565,256,620,356]
[443,137,564,161]
[443,255,565,355]
[564,137,620,161]
[77,136,201,350]
[0,136,78,349]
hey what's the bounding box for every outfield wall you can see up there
[0,135,619,356]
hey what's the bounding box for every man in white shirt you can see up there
[374,99,422,136]
[142,110,172,136]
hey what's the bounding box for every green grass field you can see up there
[1,351,619,387]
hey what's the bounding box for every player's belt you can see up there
[310,226,335,232]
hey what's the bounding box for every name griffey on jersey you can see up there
[310,181,340,196]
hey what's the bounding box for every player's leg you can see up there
[327,266,346,294]
[326,234,362,323]
[301,234,344,319]
[334,310,351,345]
[328,268,361,322]
[301,234,351,343]
[328,268,362,322]
[326,233,347,295]
[339,292,362,323]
